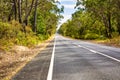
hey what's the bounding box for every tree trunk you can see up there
[13,0,17,20]
[33,0,38,33]
[104,21,109,38]
[23,0,35,25]
[102,0,112,38]
[117,18,120,35]
[18,0,22,23]
[107,13,112,38]
[107,0,112,38]
[8,4,14,21]
[101,14,109,38]
[25,0,28,25]
[116,0,120,35]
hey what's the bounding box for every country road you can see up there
[13,34,120,80]
[52,34,120,80]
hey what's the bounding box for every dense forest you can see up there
[0,0,63,50]
[59,0,120,40]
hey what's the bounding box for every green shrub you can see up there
[84,33,100,40]
[37,34,49,41]
[0,20,51,50]
[0,20,23,39]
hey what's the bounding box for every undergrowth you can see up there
[0,20,49,51]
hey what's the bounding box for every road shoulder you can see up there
[0,37,54,80]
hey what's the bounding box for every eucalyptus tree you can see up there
[113,0,120,34]
[33,0,38,32]
[0,0,62,36]
[23,0,35,25]
[0,0,12,21]
[18,0,22,23]
[76,0,120,38]
[59,0,120,39]
[29,0,63,35]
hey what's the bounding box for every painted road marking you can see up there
[89,49,97,53]
[47,36,56,80]
[78,45,82,47]
[78,45,120,63]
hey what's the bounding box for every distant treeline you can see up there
[59,0,120,40]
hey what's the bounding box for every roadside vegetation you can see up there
[0,0,63,51]
[59,0,120,47]
[0,0,63,80]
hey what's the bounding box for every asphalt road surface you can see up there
[12,41,54,80]
[12,34,120,80]
[52,34,120,80]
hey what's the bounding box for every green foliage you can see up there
[0,20,22,39]
[59,11,107,40]
[76,0,120,38]
[0,0,62,51]
[0,21,40,50]
[84,33,100,40]
[37,34,50,41]
[29,0,59,38]
[30,12,46,35]
[0,0,61,51]
[59,0,120,40]
[37,14,46,35]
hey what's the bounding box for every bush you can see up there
[37,34,49,41]
[0,20,52,50]
[0,20,23,39]
[84,33,100,40]
[0,21,34,50]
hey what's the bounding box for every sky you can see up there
[56,0,77,24]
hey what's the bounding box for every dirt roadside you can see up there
[0,36,54,80]
[63,35,120,48]
[85,39,120,48]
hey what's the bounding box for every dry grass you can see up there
[103,36,120,47]
[88,36,120,48]
[0,36,54,80]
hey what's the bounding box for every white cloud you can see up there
[56,0,77,24]
[56,0,76,2]
[63,4,75,9]
[57,14,71,30]
[60,14,71,23]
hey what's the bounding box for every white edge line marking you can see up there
[78,45,120,63]
[47,36,56,80]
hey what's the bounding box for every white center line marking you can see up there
[78,45,120,63]
[89,49,97,53]
[78,45,82,47]
[47,36,56,80]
